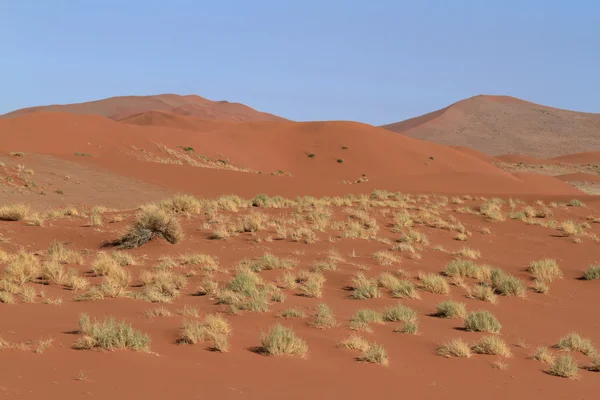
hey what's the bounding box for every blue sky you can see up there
[1,0,598,124]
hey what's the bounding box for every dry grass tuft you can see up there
[309,303,337,329]
[471,336,512,357]
[357,343,389,366]
[260,324,307,357]
[532,346,555,364]
[435,300,467,319]
[547,354,579,379]
[180,314,231,352]
[464,310,502,333]
[418,272,450,294]
[72,313,150,352]
[348,308,383,332]
[340,334,370,352]
[527,259,562,283]
[105,207,184,249]
[582,265,600,280]
[0,204,29,221]
[467,285,497,303]
[349,273,380,300]
[437,339,472,358]
[555,332,596,356]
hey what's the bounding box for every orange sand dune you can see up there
[495,154,551,165]
[556,172,600,183]
[0,112,583,202]
[382,95,600,158]
[550,151,600,165]
[1,93,286,122]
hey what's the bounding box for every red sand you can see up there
[0,111,583,205]
[1,100,600,400]
[556,173,600,183]
[550,151,600,165]
[2,94,286,122]
[381,95,600,158]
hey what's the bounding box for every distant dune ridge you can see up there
[381,95,600,159]
[1,93,286,123]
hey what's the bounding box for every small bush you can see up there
[260,324,307,357]
[309,303,337,329]
[390,280,420,299]
[418,273,449,294]
[567,199,584,207]
[340,334,370,351]
[464,310,501,333]
[435,301,467,319]
[444,259,480,279]
[436,339,472,358]
[582,265,600,280]
[47,241,83,264]
[336,159,344,164]
[277,308,305,319]
[180,314,231,352]
[349,273,380,300]
[471,336,511,357]
[527,259,562,282]
[297,272,325,298]
[348,308,383,332]
[395,321,418,334]
[372,251,399,266]
[547,354,579,379]
[72,313,150,351]
[105,207,184,249]
[357,343,389,366]
[453,247,481,260]
[555,332,596,356]
[490,269,526,297]
[532,346,555,363]
[382,303,417,323]
[468,285,497,303]
[0,204,29,221]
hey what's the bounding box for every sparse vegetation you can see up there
[418,273,450,294]
[527,259,562,282]
[72,313,150,352]
[179,314,231,352]
[464,310,502,333]
[471,336,511,357]
[547,354,579,379]
[437,339,472,358]
[490,269,526,297]
[532,346,555,364]
[555,332,596,356]
[309,303,337,329]
[435,301,467,319]
[357,343,389,365]
[0,204,29,221]
[348,308,383,332]
[277,308,305,319]
[582,265,600,280]
[105,207,184,249]
[349,273,380,300]
[381,303,417,323]
[260,324,307,357]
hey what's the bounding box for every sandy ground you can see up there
[0,108,599,400]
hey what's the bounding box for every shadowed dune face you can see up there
[381,95,600,158]
[1,93,286,122]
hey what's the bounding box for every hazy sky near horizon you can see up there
[1,1,599,124]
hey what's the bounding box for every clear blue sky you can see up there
[1,0,599,124]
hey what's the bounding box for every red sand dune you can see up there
[381,95,600,158]
[1,93,286,122]
[495,154,552,165]
[550,151,600,165]
[0,111,584,204]
[556,172,600,183]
